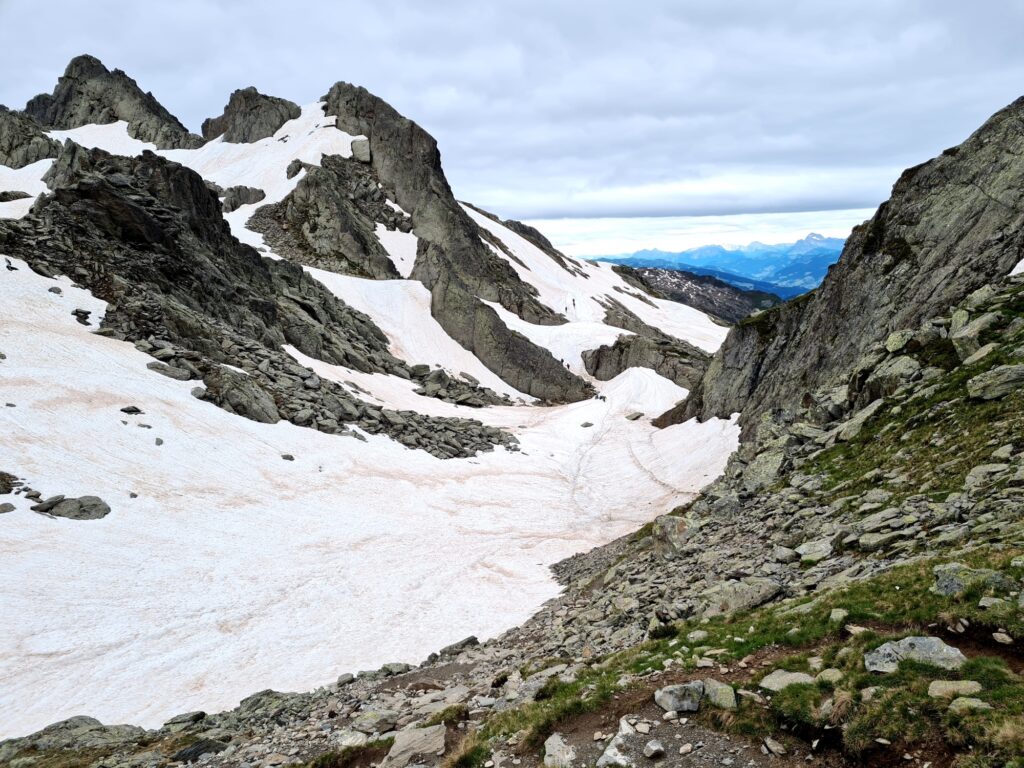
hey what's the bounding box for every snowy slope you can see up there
[464,205,730,355]
[0,106,745,737]
[0,257,738,737]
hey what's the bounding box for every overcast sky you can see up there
[3,0,1024,247]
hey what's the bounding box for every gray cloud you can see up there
[2,0,1024,219]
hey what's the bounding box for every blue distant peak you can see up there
[594,232,845,293]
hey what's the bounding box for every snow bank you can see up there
[0,257,738,737]
[305,267,528,399]
[463,205,729,354]
[0,159,54,219]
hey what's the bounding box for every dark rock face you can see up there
[674,95,1024,434]
[249,154,404,279]
[222,185,266,213]
[616,265,782,324]
[0,144,514,457]
[0,106,61,168]
[201,87,301,143]
[24,55,203,149]
[322,82,592,403]
[0,191,32,203]
[584,334,708,390]
[582,298,710,389]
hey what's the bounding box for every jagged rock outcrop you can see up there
[0,143,514,457]
[671,95,1024,434]
[221,185,266,213]
[24,55,203,149]
[322,82,593,402]
[249,154,404,279]
[0,106,61,168]
[582,299,709,388]
[201,87,301,143]
[584,334,708,389]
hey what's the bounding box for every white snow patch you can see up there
[0,256,737,738]
[1011,259,1024,276]
[463,204,729,354]
[161,103,360,243]
[0,159,54,219]
[48,121,157,156]
[481,299,627,376]
[374,224,418,278]
[305,266,528,399]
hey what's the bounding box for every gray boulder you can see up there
[654,681,703,712]
[380,724,446,768]
[967,365,1024,400]
[864,636,967,673]
[759,670,815,692]
[542,732,576,768]
[702,678,737,709]
[31,495,111,520]
[698,577,781,617]
[222,185,266,213]
[931,562,1016,597]
[171,738,227,763]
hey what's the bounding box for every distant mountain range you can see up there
[594,233,846,298]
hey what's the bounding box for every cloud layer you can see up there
[2,0,1023,219]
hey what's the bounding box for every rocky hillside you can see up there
[3,56,1024,768]
[6,268,1022,768]
[669,95,1024,435]
[612,265,782,324]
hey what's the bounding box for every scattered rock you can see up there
[170,738,227,763]
[642,740,664,759]
[702,678,737,710]
[759,669,815,692]
[967,365,1024,400]
[948,697,993,714]
[30,495,111,520]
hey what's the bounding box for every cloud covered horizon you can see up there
[2,0,1024,221]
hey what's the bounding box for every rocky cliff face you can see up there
[249,153,405,279]
[25,55,204,149]
[201,87,301,143]
[671,95,1024,434]
[322,82,594,402]
[0,106,60,168]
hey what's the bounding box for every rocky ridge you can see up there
[25,55,204,150]
[674,94,1024,435]
[0,144,514,457]
[321,82,594,403]
[614,265,783,325]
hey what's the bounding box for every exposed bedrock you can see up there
[201,87,301,143]
[24,54,204,149]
